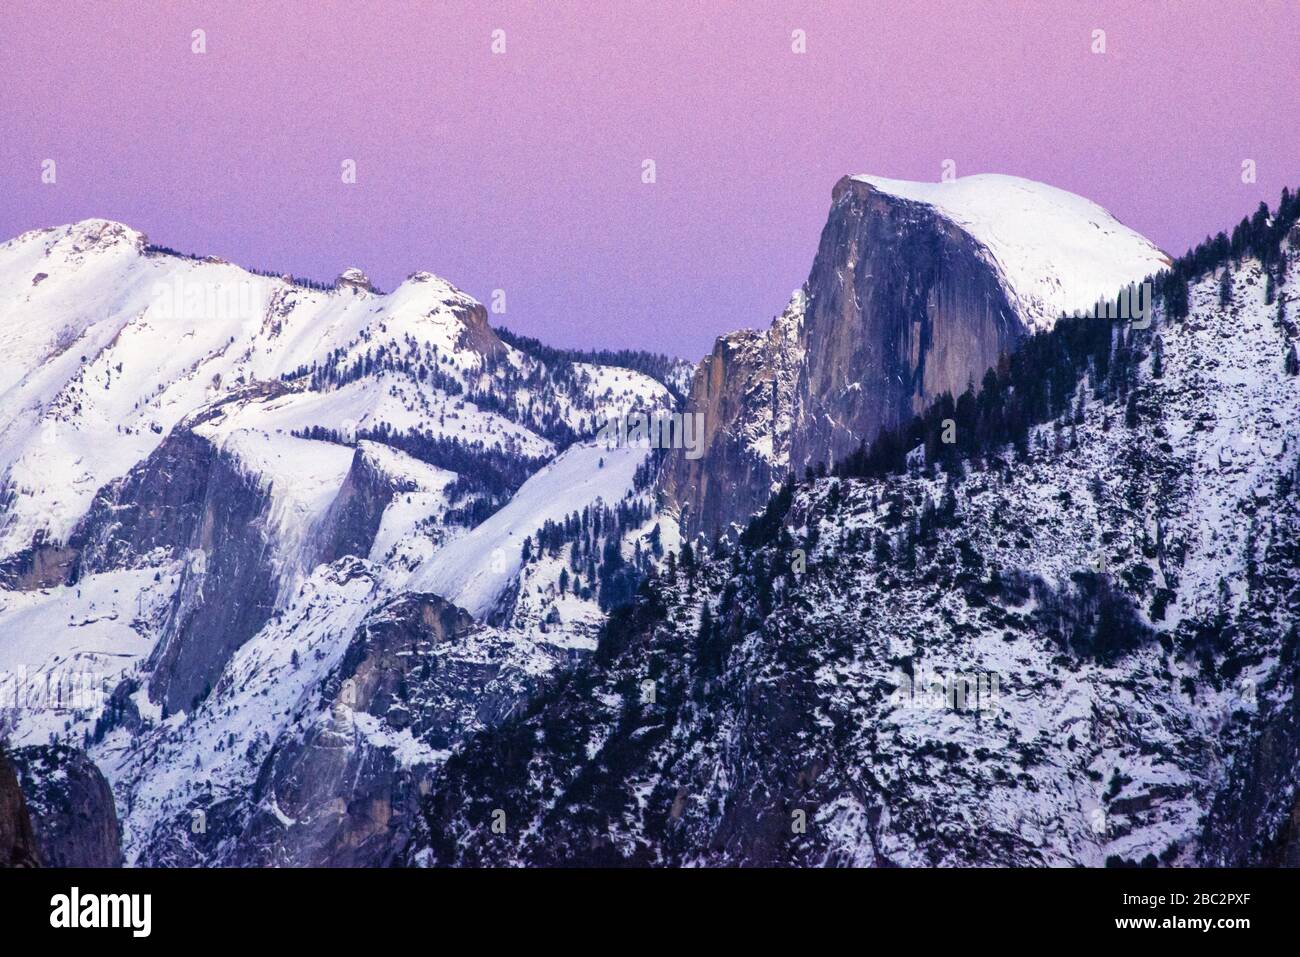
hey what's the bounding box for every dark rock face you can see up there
[1266,787,1300,867]
[1204,680,1300,866]
[792,177,1021,470]
[76,413,401,717]
[11,745,122,867]
[142,436,281,715]
[311,446,408,566]
[0,749,40,867]
[89,678,146,747]
[237,594,565,866]
[451,300,507,361]
[0,535,79,590]
[664,177,1022,540]
[330,596,489,743]
[659,298,802,541]
[75,429,219,575]
[0,422,273,716]
[230,717,428,868]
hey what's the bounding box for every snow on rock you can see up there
[192,425,355,602]
[106,557,383,861]
[358,441,460,566]
[0,566,175,745]
[852,173,1170,332]
[0,220,533,559]
[409,442,650,617]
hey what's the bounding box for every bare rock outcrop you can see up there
[11,744,121,867]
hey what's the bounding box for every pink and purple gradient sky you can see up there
[2,1,1297,356]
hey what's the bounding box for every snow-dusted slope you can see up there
[0,218,680,857]
[0,566,176,746]
[852,173,1170,332]
[409,442,650,618]
[0,219,672,561]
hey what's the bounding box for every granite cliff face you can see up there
[310,443,424,567]
[664,174,1168,540]
[0,536,79,591]
[73,417,291,717]
[658,293,804,540]
[791,176,1023,470]
[10,744,121,866]
[66,396,446,718]
[0,749,40,866]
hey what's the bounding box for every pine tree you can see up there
[1165,276,1190,320]
[680,540,695,572]
[939,479,958,526]
[827,479,843,511]
[695,603,716,678]
[755,554,774,615]
[1125,392,1140,428]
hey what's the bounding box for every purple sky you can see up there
[2,2,1297,357]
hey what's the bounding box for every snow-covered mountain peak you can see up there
[53,218,148,254]
[850,172,1171,332]
[2,219,147,273]
[389,270,476,311]
[0,216,675,568]
[334,267,374,293]
[666,173,1170,538]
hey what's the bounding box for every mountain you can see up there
[662,174,1170,540]
[0,220,675,863]
[408,196,1300,867]
[1,179,1295,870]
